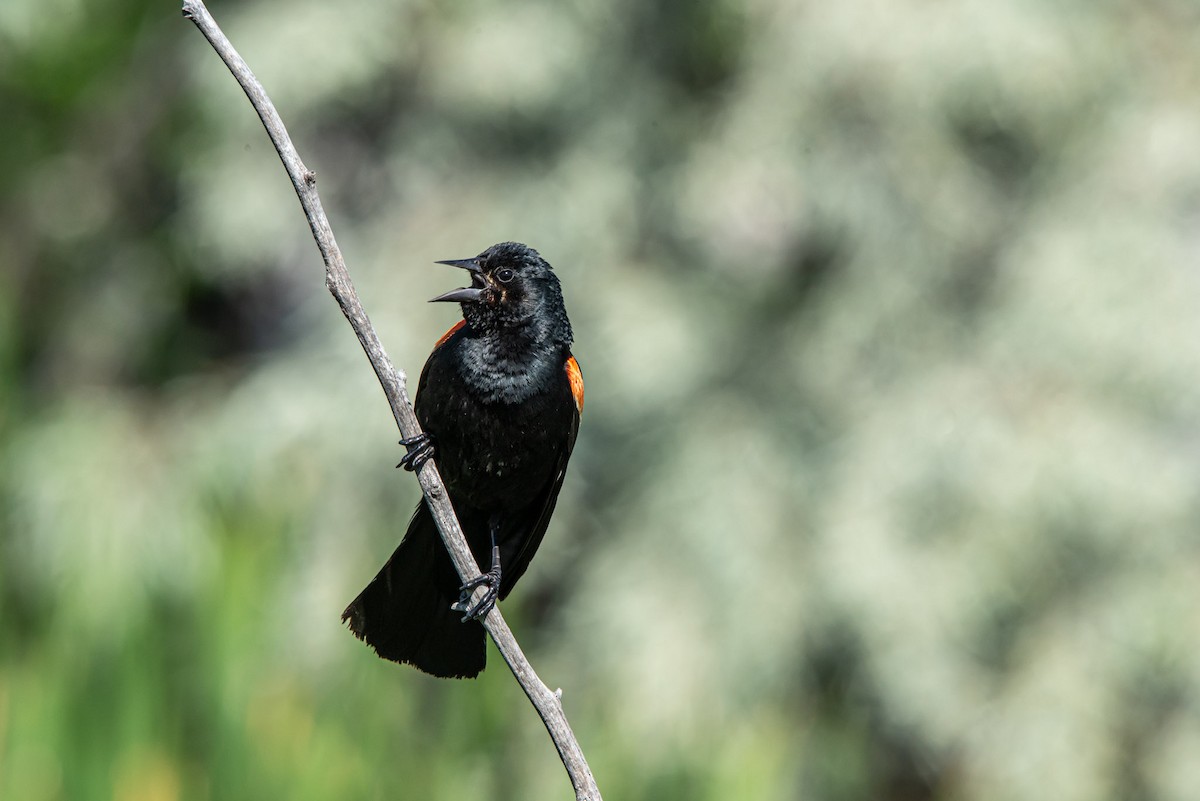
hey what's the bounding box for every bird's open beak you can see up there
[430,258,486,303]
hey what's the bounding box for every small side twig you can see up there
[180,2,600,799]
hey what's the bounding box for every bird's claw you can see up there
[454,569,501,621]
[454,564,501,622]
[396,433,435,472]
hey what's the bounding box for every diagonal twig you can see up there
[180,2,601,798]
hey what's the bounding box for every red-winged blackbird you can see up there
[342,242,583,678]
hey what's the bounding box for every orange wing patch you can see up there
[565,356,584,415]
[433,319,466,350]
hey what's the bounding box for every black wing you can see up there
[497,398,579,599]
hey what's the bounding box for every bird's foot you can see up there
[396,433,435,472]
[453,545,502,621]
[455,569,500,621]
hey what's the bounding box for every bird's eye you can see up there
[496,268,516,283]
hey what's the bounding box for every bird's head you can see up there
[431,242,572,347]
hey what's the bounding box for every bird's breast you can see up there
[416,345,573,512]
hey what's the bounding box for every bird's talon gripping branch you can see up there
[454,570,500,621]
[396,433,435,472]
[456,543,502,621]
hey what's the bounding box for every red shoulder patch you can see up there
[433,319,466,350]
[565,356,584,415]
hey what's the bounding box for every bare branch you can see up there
[180,2,601,798]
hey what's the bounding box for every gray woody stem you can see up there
[180,2,601,799]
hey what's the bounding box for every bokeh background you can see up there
[4,0,1200,799]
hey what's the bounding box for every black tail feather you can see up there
[342,503,486,678]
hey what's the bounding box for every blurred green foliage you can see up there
[4,0,1200,799]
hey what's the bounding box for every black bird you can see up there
[343,242,583,678]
